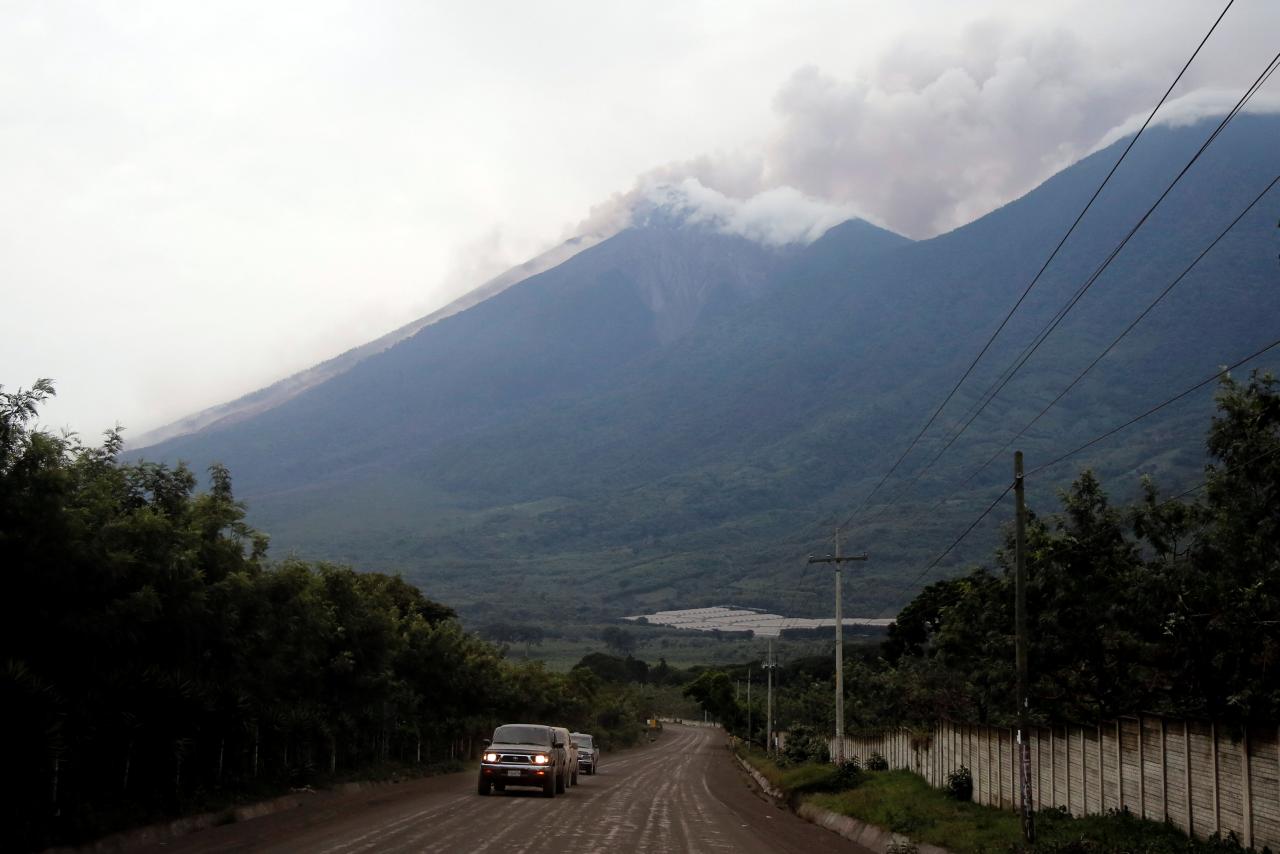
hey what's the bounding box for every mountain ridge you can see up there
[137,114,1280,623]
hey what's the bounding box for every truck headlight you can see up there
[532,754,549,765]
[483,752,499,762]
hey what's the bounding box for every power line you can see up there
[878,433,1280,621]
[913,333,1280,529]
[860,50,1280,526]
[872,335,1280,618]
[953,173,1280,492]
[792,3,1268,619]
[877,480,1015,615]
[830,0,1238,534]
[1154,443,1280,509]
[1027,335,1280,477]
[907,49,1280,482]
[777,513,871,623]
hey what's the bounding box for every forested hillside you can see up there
[138,114,1280,626]
[0,382,661,850]
[688,372,1280,742]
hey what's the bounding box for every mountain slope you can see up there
[146,215,913,502]
[129,233,613,448]
[140,114,1280,623]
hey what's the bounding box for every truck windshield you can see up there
[572,735,593,748]
[492,725,551,746]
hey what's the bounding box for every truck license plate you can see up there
[507,770,521,777]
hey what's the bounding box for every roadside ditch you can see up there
[734,751,951,854]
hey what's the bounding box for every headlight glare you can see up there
[483,752,499,762]
[532,753,549,765]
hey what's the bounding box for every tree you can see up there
[682,670,742,730]
[879,371,1280,727]
[882,577,965,665]
[601,626,636,656]
[2,379,658,849]
[1167,370,1280,721]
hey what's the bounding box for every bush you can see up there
[867,751,889,771]
[1032,807,1258,854]
[944,765,973,802]
[782,725,831,765]
[831,758,864,790]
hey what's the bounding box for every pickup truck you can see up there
[477,723,571,797]
[571,731,598,775]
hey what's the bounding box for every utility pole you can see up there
[746,666,752,748]
[808,528,868,763]
[1014,451,1035,844]
[763,638,777,755]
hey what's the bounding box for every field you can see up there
[472,617,885,671]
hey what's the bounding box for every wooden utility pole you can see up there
[808,528,868,762]
[764,639,777,755]
[747,666,752,748]
[1014,451,1035,844]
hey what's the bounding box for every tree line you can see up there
[0,381,650,850]
[684,372,1280,741]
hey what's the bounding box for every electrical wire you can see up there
[828,0,1239,536]
[909,333,1280,534]
[893,49,1280,495]
[786,2,1267,619]
[870,333,1280,618]
[874,481,1016,617]
[877,432,1280,621]
[864,171,1280,526]
[855,49,1280,532]
[1153,443,1280,509]
[1027,336,1280,476]
[964,174,1280,482]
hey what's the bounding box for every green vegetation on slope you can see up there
[0,381,659,851]
[684,372,1280,739]
[142,116,1280,627]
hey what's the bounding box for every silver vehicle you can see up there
[478,723,570,797]
[552,726,579,785]
[571,732,598,775]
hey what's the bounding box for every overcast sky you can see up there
[2,0,1277,440]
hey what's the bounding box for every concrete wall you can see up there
[834,716,1280,849]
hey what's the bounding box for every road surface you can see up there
[129,723,871,853]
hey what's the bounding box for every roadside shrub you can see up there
[1032,807,1257,853]
[782,725,830,765]
[784,764,842,796]
[882,803,930,836]
[867,751,889,771]
[831,758,864,790]
[944,765,973,801]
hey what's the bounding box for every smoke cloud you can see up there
[759,25,1167,237]
[640,179,869,246]
[606,11,1280,241]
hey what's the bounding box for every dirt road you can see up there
[129,723,871,853]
